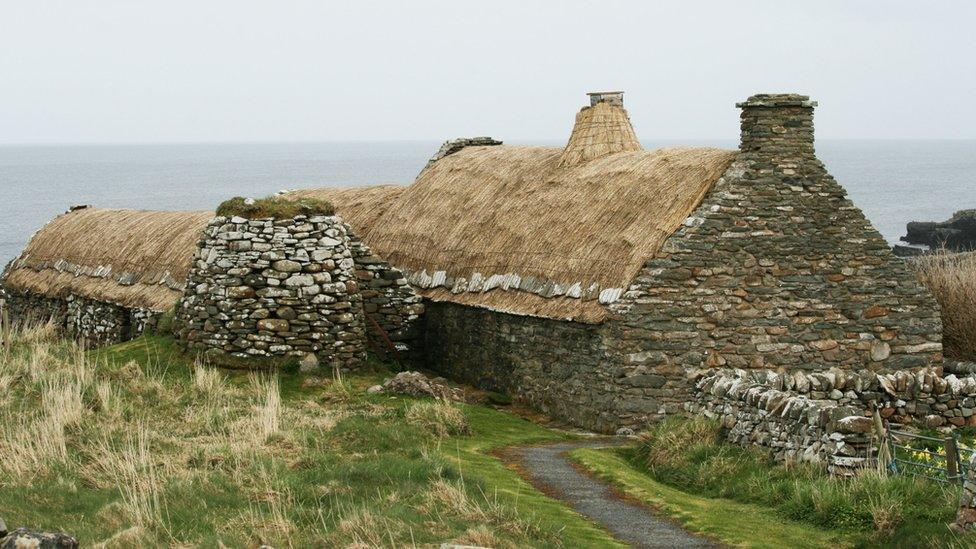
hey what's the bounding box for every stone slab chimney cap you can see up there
[736,93,817,109]
[587,91,624,107]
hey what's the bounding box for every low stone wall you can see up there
[690,367,976,472]
[347,234,425,364]
[688,371,877,474]
[0,289,161,345]
[175,214,368,368]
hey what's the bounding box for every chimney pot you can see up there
[587,91,624,107]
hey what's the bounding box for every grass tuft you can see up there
[215,195,335,220]
[406,400,470,437]
[0,332,618,547]
[912,250,976,360]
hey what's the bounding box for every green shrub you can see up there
[155,308,175,335]
[215,195,335,220]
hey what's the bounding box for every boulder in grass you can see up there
[372,371,463,401]
[0,527,79,549]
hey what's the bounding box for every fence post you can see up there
[0,298,10,354]
[872,407,892,474]
[947,436,961,481]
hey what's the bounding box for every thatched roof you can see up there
[3,100,736,323]
[2,208,212,311]
[288,101,735,322]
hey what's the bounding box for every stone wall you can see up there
[347,233,425,364]
[174,214,368,368]
[691,367,976,472]
[424,301,633,431]
[698,367,976,429]
[688,370,877,474]
[0,289,161,346]
[422,137,502,172]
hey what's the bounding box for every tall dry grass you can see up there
[0,324,92,477]
[100,428,166,530]
[912,251,976,360]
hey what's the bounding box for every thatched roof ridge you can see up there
[288,144,736,322]
[2,208,213,311]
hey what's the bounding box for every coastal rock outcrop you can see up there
[895,209,976,256]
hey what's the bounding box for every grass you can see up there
[7,323,968,548]
[570,447,852,549]
[0,324,619,547]
[912,250,976,360]
[215,195,335,220]
[612,417,968,548]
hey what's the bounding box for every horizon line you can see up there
[2,137,976,147]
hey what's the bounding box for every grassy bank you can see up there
[0,325,618,547]
[570,447,853,548]
[586,417,967,548]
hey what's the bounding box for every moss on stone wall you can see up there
[215,196,335,220]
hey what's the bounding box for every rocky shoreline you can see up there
[894,209,976,257]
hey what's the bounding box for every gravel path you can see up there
[508,439,715,548]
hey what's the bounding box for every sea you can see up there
[1,140,974,267]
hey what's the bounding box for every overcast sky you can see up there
[2,1,974,144]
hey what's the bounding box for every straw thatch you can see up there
[289,142,736,322]
[286,184,406,238]
[559,102,643,167]
[2,208,213,311]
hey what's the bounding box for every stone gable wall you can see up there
[174,214,368,368]
[604,95,942,420]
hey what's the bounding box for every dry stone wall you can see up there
[347,235,425,364]
[175,214,367,368]
[688,370,877,474]
[691,367,976,473]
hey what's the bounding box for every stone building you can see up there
[0,92,944,432]
[288,92,943,431]
[0,207,212,345]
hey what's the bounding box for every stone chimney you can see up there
[587,91,624,107]
[736,94,818,156]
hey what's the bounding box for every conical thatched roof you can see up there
[559,102,643,167]
[2,208,213,311]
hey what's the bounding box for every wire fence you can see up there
[886,428,975,486]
